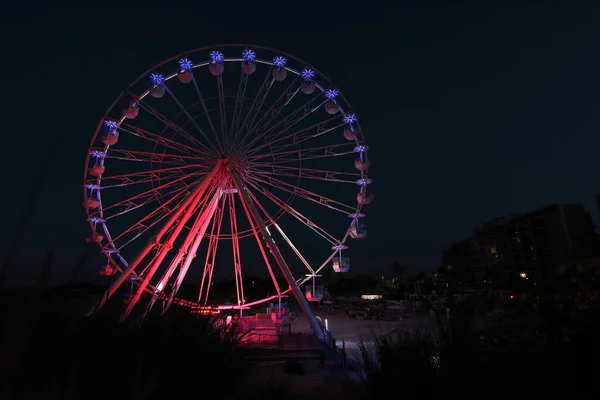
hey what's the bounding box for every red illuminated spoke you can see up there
[121,178,222,319]
[244,180,342,246]
[154,187,222,313]
[119,123,205,156]
[97,173,202,218]
[250,165,362,184]
[95,148,205,166]
[237,184,282,296]
[137,101,215,157]
[246,173,357,215]
[199,194,226,305]
[227,190,245,306]
[249,142,357,164]
[108,187,191,249]
[88,164,206,189]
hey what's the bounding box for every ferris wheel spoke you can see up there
[161,189,222,314]
[97,173,201,218]
[161,83,222,155]
[242,91,326,154]
[199,194,226,305]
[93,164,223,313]
[237,184,282,296]
[227,191,245,306]
[244,179,341,245]
[108,186,191,249]
[228,71,249,145]
[119,122,203,156]
[249,142,357,164]
[246,116,343,157]
[231,70,276,150]
[216,75,229,152]
[188,74,224,154]
[247,174,357,215]
[137,101,215,158]
[244,186,316,275]
[238,75,301,150]
[89,164,205,190]
[120,174,223,320]
[249,164,362,185]
[94,148,204,166]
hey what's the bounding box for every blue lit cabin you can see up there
[305,285,324,302]
[333,257,350,273]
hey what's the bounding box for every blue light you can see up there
[356,178,373,186]
[325,89,339,99]
[90,150,106,158]
[149,73,164,86]
[210,51,224,63]
[104,120,119,130]
[273,56,287,67]
[242,49,256,62]
[89,217,105,223]
[301,68,315,81]
[178,58,193,71]
[348,213,366,218]
[86,184,102,190]
[354,145,369,152]
[331,244,349,251]
[344,114,357,123]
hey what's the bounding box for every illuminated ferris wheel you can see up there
[83,45,373,336]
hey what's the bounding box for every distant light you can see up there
[354,145,369,152]
[301,68,315,80]
[210,50,224,63]
[86,184,101,190]
[149,73,164,86]
[519,272,527,279]
[356,178,373,186]
[361,295,383,300]
[273,56,287,67]
[348,213,365,218]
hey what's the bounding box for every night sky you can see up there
[2,3,600,284]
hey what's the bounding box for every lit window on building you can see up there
[489,246,497,255]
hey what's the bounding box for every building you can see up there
[442,204,599,287]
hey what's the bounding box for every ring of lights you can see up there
[83,44,373,320]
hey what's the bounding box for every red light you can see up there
[509,295,514,299]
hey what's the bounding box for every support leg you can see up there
[229,166,325,341]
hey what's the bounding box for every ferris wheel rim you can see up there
[83,44,371,311]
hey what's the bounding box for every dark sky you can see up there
[2,3,600,284]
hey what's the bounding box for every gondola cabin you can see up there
[350,222,367,239]
[333,257,350,273]
[305,285,324,302]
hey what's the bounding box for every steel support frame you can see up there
[228,163,325,341]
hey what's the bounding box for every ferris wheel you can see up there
[83,45,373,337]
